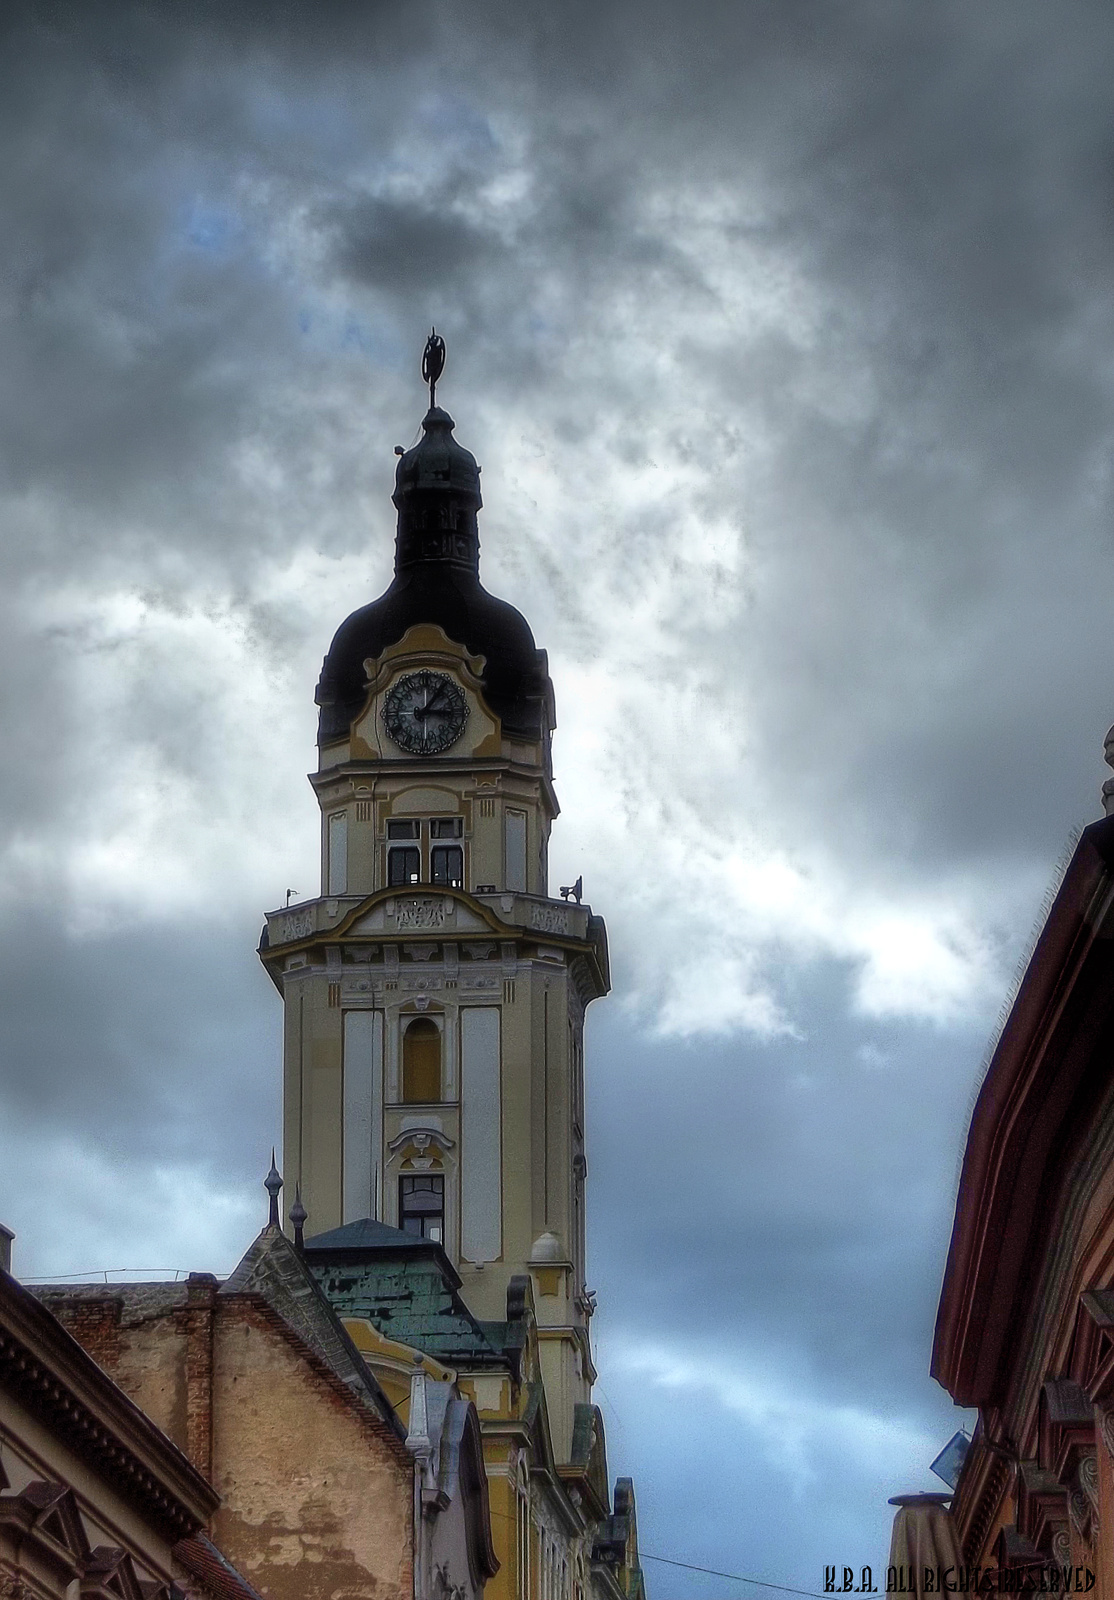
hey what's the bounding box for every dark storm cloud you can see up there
[325,196,499,292]
[0,911,277,1169]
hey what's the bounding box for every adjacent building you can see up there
[929,774,1114,1583]
[0,1253,258,1600]
[35,1188,497,1600]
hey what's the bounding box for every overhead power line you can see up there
[640,1552,828,1598]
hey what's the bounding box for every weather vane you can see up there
[422,327,446,408]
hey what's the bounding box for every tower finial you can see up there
[290,1184,307,1252]
[422,327,446,409]
[264,1149,283,1227]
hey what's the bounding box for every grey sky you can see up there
[1,0,1113,1585]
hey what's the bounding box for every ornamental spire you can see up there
[422,328,446,409]
[391,333,481,575]
[264,1150,283,1227]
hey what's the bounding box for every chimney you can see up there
[0,1223,14,1274]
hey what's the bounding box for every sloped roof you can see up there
[7,1270,218,1537]
[305,1216,455,1268]
[174,1534,267,1600]
[305,1219,508,1369]
[222,1224,404,1438]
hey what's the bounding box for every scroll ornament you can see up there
[1069,1486,1092,1540]
[1079,1451,1100,1517]
[1098,1406,1114,1462]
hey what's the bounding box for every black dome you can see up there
[315,406,552,744]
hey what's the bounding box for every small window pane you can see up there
[400,1173,444,1240]
[388,846,421,886]
[431,845,463,888]
[431,817,463,839]
[387,819,419,840]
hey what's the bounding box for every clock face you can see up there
[382,670,468,755]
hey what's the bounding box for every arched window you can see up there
[402,1017,441,1103]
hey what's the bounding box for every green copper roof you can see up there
[305,1223,509,1369]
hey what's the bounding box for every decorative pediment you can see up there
[0,1481,91,1576]
[1017,1460,1068,1555]
[82,1547,147,1600]
[387,1127,455,1169]
[388,1128,455,1154]
[1076,1290,1114,1403]
[993,1525,1044,1570]
[138,1582,174,1600]
[1038,1377,1095,1481]
[328,886,517,948]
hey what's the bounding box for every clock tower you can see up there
[258,344,609,1464]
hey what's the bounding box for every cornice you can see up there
[933,816,1114,1408]
[309,753,554,794]
[259,887,610,999]
[0,1272,217,1540]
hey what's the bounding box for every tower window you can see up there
[399,1174,444,1243]
[430,817,463,839]
[388,846,421,886]
[386,819,421,887]
[402,1016,441,1102]
[431,845,463,887]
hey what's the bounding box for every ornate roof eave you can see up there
[258,886,610,998]
[0,1273,218,1539]
[308,757,561,821]
[949,1423,1014,1568]
[933,814,1114,1411]
[556,1464,611,1526]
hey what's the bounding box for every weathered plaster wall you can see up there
[42,1296,189,1455]
[38,1291,415,1600]
[211,1300,412,1600]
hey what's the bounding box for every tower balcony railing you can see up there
[263,887,594,951]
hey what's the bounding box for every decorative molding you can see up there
[1052,1526,1072,1565]
[529,903,570,936]
[1079,1451,1100,1515]
[275,910,313,943]
[1069,1487,1091,1539]
[388,1129,455,1155]
[396,897,449,931]
[404,944,437,961]
[1099,1408,1114,1461]
[342,978,376,995]
[464,943,496,960]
